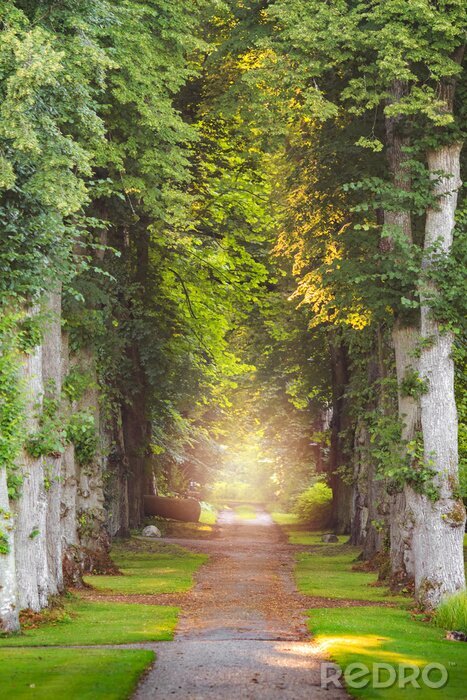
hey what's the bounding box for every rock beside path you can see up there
[141,525,162,538]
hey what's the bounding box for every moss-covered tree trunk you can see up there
[74,348,109,567]
[59,327,81,585]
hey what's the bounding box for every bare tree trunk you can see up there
[41,292,63,596]
[0,466,19,631]
[412,143,466,607]
[14,336,49,610]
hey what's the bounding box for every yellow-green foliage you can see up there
[294,482,332,528]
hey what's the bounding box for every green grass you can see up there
[289,530,347,546]
[296,548,406,603]
[309,606,466,699]
[0,648,154,699]
[0,537,206,697]
[84,540,207,595]
[271,511,405,602]
[234,504,257,520]
[270,511,346,545]
[0,599,178,646]
[434,591,467,635]
[270,511,300,526]
[271,510,467,698]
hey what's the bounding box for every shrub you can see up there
[433,591,467,634]
[293,482,333,529]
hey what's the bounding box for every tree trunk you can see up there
[0,466,19,631]
[390,325,419,583]
[349,421,370,546]
[59,329,81,586]
[104,407,130,537]
[328,335,352,533]
[384,81,419,584]
[14,336,49,610]
[75,348,108,556]
[412,143,466,607]
[41,292,64,596]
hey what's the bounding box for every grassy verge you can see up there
[272,511,467,699]
[297,549,406,603]
[84,539,207,594]
[0,648,154,700]
[0,537,207,696]
[0,599,178,646]
[270,511,347,545]
[311,607,466,699]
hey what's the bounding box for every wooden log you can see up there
[143,495,201,523]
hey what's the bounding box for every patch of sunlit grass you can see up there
[0,599,177,646]
[297,550,406,603]
[84,540,207,595]
[199,506,218,525]
[289,531,347,546]
[309,607,467,699]
[269,511,346,545]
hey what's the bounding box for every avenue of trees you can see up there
[0,0,465,632]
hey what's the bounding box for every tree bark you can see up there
[41,292,64,596]
[328,334,352,533]
[384,80,419,584]
[59,328,81,585]
[390,325,419,583]
[0,466,19,631]
[75,348,108,554]
[412,143,466,607]
[104,407,130,537]
[14,335,49,610]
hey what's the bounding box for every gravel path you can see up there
[133,508,349,699]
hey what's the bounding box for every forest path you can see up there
[134,507,348,699]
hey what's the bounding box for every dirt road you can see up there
[134,508,348,699]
